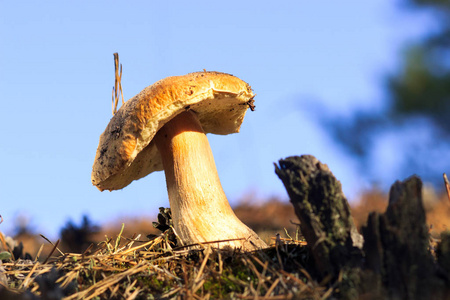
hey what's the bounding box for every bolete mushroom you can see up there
[92,71,267,250]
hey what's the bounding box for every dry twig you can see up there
[112,52,124,115]
[444,173,450,203]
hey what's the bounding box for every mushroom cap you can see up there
[91,71,255,191]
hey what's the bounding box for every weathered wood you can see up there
[275,155,450,299]
[437,231,450,279]
[361,176,450,300]
[274,155,363,280]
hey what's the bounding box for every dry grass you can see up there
[1,228,325,299]
[4,187,450,261]
[1,186,449,299]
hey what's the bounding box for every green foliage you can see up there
[323,0,450,186]
[387,0,450,130]
[0,251,11,261]
[408,0,450,10]
[388,0,450,133]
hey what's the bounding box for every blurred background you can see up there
[1,0,449,254]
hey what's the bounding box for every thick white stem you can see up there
[154,111,267,250]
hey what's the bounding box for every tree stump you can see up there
[437,231,450,278]
[362,176,450,300]
[275,155,364,294]
[275,155,450,299]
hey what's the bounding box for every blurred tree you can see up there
[389,0,450,133]
[327,0,450,185]
[60,215,100,254]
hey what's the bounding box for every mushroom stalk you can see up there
[154,111,267,250]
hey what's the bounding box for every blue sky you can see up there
[0,1,428,237]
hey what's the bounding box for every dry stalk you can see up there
[265,277,280,297]
[65,261,150,300]
[0,232,10,260]
[18,261,39,289]
[42,239,61,264]
[194,246,211,284]
[2,228,322,299]
[39,234,64,256]
[444,173,450,203]
[112,53,124,115]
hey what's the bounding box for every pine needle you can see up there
[3,228,319,299]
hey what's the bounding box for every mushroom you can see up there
[92,71,267,250]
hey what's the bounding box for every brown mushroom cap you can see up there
[92,71,255,191]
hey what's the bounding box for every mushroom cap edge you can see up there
[91,71,255,191]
